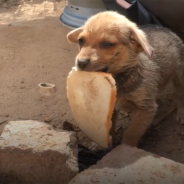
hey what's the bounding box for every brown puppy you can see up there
[67,11,184,147]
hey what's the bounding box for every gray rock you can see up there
[69,144,184,184]
[0,120,78,184]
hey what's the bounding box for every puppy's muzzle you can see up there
[77,58,90,70]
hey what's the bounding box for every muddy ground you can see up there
[0,0,184,169]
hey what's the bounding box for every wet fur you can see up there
[67,12,184,147]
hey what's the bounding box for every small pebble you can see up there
[44,117,51,123]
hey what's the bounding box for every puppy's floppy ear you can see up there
[67,27,83,43]
[129,26,153,59]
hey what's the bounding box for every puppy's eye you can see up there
[78,38,84,45]
[101,42,116,48]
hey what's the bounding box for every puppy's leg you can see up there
[174,78,184,124]
[110,109,119,135]
[110,109,119,146]
[122,106,157,147]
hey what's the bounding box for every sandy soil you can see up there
[0,0,77,134]
[0,0,184,169]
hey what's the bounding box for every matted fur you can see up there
[67,11,184,147]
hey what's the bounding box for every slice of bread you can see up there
[67,67,116,148]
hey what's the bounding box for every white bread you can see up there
[67,67,116,148]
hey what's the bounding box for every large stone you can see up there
[69,144,184,184]
[0,120,78,184]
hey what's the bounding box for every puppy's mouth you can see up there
[96,67,109,73]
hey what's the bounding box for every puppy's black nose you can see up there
[77,58,90,69]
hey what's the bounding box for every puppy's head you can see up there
[67,11,153,75]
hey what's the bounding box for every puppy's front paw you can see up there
[88,142,103,151]
[122,133,139,147]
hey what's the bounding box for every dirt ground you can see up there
[0,0,184,168]
[0,0,76,129]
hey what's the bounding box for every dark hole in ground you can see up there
[40,83,52,87]
[78,144,111,172]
